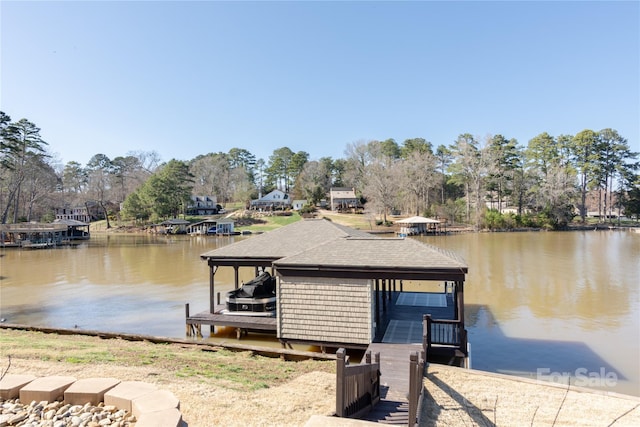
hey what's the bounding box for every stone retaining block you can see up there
[64,377,121,406]
[19,375,77,403]
[104,381,158,413]
[132,389,180,418]
[136,407,183,427]
[0,375,183,427]
[0,374,37,399]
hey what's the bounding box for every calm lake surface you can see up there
[1,230,638,396]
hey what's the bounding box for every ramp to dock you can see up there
[360,342,423,424]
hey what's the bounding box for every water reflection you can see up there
[421,231,639,327]
[420,230,640,396]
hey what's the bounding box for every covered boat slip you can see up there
[189,218,468,361]
[0,220,90,248]
[395,215,445,236]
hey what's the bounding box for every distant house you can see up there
[291,200,307,211]
[55,206,91,223]
[250,190,291,210]
[330,187,361,212]
[186,196,221,216]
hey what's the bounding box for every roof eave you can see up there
[274,263,467,281]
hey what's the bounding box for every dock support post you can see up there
[382,279,387,312]
[374,279,380,328]
[209,264,217,314]
[185,303,190,336]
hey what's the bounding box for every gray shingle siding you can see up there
[277,279,372,344]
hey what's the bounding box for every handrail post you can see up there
[374,352,381,401]
[423,314,432,360]
[336,348,346,417]
[409,352,419,426]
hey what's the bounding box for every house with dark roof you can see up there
[186,196,221,216]
[55,206,91,223]
[329,187,361,212]
[195,219,469,360]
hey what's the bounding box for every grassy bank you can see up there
[0,329,334,392]
[0,329,337,426]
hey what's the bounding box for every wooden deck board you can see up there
[362,291,458,423]
[187,309,277,332]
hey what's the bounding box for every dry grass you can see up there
[0,329,336,426]
[422,364,640,427]
[316,210,385,231]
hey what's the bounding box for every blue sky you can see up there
[2,1,639,166]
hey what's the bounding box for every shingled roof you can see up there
[274,237,467,281]
[200,218,468,281]
[199,218,374,264]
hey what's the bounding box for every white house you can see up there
[291,200,307,211]
[250,189,291,210]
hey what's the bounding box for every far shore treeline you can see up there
[1,110,639,230]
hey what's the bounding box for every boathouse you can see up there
[192,219,468,361]
[395,215,445,236]
[0,222,68,248]
[186,219,235,235]
[53,219,90,240]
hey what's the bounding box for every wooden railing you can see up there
[408,351,425,427]
[422,315,468,359]
[336,348,381,418]
[431,319,462,345]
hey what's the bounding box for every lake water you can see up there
[1,230,638,396]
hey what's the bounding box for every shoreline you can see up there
[3,323,639,402]
[2,328,639,427]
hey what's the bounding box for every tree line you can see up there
[1,110,639,229]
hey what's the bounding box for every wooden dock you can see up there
[185,304,277,338]
[359,291,462,424]
[360,342,423,424]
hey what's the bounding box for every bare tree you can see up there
[22,156,57,221]
[362,141,402,223]
[449,134,490,228]
[400,150,437,216]
[86,154,113,228]
[190,153,231,203]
